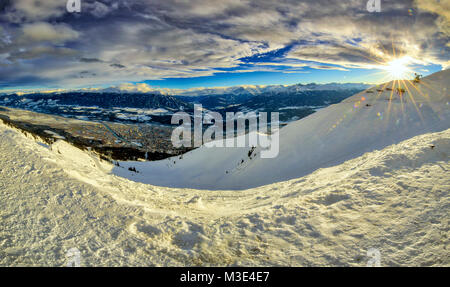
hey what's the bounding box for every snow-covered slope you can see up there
[115,70,450,190]
[1,120,448,266]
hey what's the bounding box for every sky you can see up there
[0,0,449,92]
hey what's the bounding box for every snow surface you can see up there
[0,119,448,266]
[114,70,450,190]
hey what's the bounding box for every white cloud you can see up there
[3,0,66,22]
[20,22,80,44]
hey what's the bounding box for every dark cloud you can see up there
[0,0,11,13]
[110,63,126,68]
[80,57,103,63]
[0,0,448,90]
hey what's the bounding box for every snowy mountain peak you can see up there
[2,82,371,98]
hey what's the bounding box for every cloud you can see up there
[0,0,448,90]
[80,57,103,63]
[87,1,114,18]
[8,46,77,61]
[253,62,308,68]
[415,0,450,35]
[288,44,383,69]
[110,63,126,68]
[118,83,158,93]
[20,22,80,44]
[1,0,66,22]
[311,65,349,71]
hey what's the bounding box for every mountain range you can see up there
[0,82,370,124]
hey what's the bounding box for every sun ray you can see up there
[372,80,391,104]
[405,79,431,102]
[386,79,396,123]
[378,41,391,60]
[399,80,406,115]
[391,35,397,59]
[401,79,424,122]
[417,78,442,95]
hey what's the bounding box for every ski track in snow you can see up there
[0,122,449,266]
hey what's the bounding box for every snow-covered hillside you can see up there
[115,70,450,190]
[0,118,448,266]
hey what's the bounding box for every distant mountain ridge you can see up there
[0,82,370,123]
[169,83,371,97]
[1,82,371,97]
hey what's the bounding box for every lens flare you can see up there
[381,57,413,80]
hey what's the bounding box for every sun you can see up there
[381,57,413,80]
